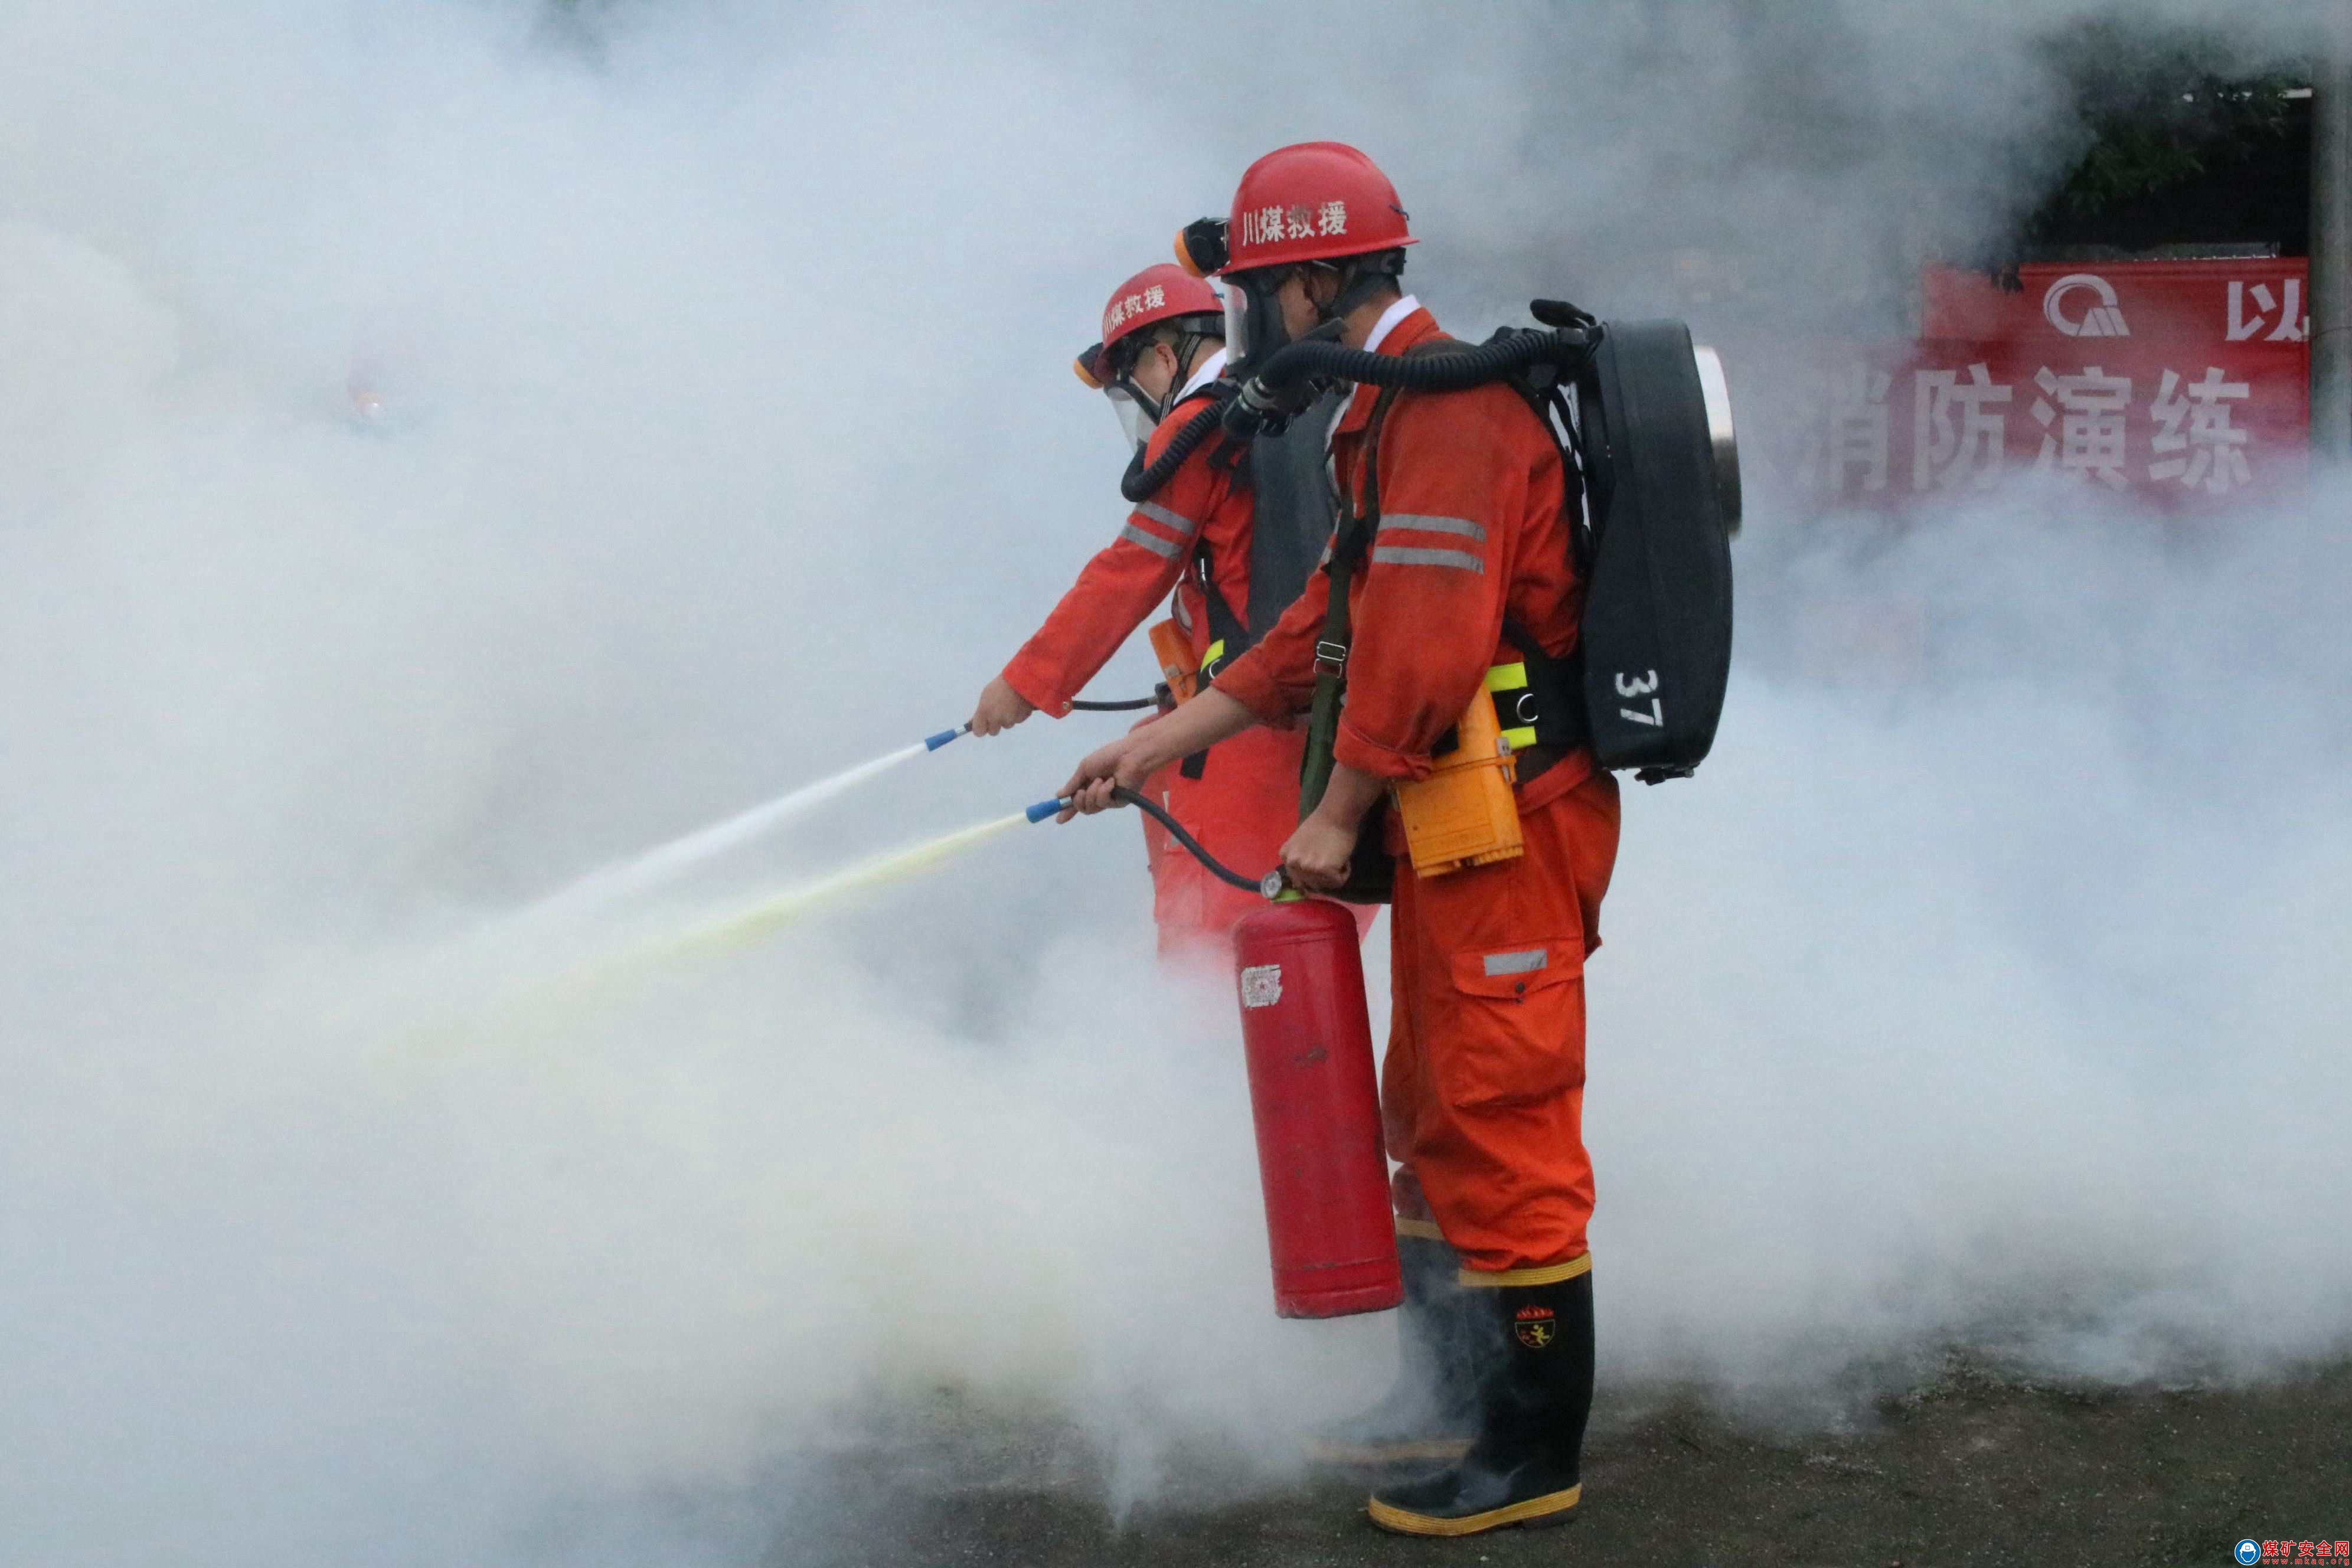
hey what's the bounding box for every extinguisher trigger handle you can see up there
[1260,869,1301,903]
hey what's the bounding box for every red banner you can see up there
[1749,260,2311,510]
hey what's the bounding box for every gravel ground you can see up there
[767,1362,2352,1567]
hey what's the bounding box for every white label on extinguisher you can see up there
[1239,963,1284,1010]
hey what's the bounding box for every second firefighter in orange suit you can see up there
[968,264,1357,958]
[1060,144,1617,1537]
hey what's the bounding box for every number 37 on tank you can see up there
[1616,669,1664,727]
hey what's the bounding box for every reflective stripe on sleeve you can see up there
[1371,545,1484,573]
[1378,513,1487,542]
[1135,501,1200,536]
[1482,948,1548,976]
[1119,523,1182,559]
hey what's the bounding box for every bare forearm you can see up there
[1056,688,1265,820]
[1133,690,1257,772]
[1309,760,1386,831]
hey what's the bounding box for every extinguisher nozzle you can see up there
[924,725,969,752]
[1024,796,1070,824]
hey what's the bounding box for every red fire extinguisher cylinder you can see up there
[1231,896,1402,1318]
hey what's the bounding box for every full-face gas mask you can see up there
[1217,254,1406,441]
[1077,338,1162,453]
[1219,267,1295,380]
[1080,315,1223,453]
[1103,384,1157,452]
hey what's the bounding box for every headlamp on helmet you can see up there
[1174,217,1229,279]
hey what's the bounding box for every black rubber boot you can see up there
[1306,1232,1485,1468]
[1366,1265,1593,1536]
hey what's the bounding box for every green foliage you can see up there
[2040,17,2303,217]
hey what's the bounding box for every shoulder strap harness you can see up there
[1295,341,1596,899]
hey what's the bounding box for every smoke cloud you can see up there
[2,1,2343,1562]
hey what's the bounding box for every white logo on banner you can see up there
[2043,274,2131,338]
[1240,964,1284,1010]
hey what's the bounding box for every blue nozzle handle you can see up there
[924,724,970,752]
[1024,797,1070,824]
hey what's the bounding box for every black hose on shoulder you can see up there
[1109,785,1266,894]
[1120,388,1235,503]
[1224,323,1601,438]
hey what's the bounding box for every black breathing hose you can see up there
[1119,390,1234,502]
[1109,785,1268,894]
[1224,324,1600,437]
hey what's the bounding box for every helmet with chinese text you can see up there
[1071,263,1224,450]
[1217,142,1415,274]
[1206,143,1414,377]
[1073,264,1223,387]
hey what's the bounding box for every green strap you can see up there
[1299,383,1403,822]
[1299,336,1456,821]
[1298,557,1351,822]
[1296,381,1412,906]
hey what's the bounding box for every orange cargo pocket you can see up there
[1435,939,1586,1110]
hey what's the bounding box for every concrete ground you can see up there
[773,1363,2352,1567]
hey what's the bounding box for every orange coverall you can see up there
[1213,306,1621,1279]
[1002,384,1317,958]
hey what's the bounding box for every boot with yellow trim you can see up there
[1366,1261,1594,1537]
[1305,1227,1485,1468]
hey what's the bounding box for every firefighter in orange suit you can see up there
[1059,145,1617,1536]
[969,264,1349,958]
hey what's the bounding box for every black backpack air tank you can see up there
[1573,319,1739,780]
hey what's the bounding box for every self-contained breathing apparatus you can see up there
[1078,292,1343,747]
[1119,374,1345,781]
[1164,217,1742,904]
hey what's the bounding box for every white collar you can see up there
[1177,346,1228,404]
[1363,294,1422,355]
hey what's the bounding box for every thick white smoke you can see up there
[2,1,2343,1563]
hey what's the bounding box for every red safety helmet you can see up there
[1194,141,1415,277]
[1072,263,1224,388]
[1073,262,1226,450]
[1178,143,1414,375]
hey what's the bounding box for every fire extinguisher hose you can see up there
[1108,785,1266,892]
[1023,787,1275,896]
[1068,695,1161,712]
